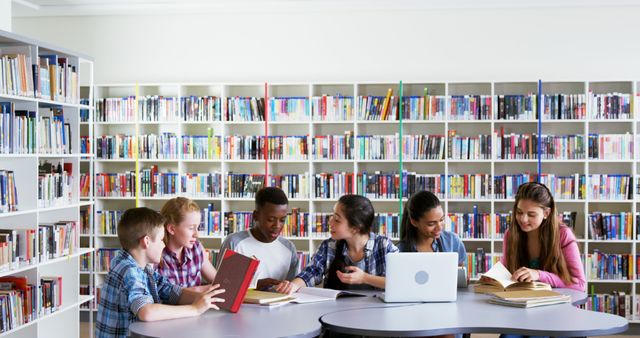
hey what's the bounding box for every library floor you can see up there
[78,322,637,338]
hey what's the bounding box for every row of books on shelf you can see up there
[0,221,79,271]
[0,103,73,155]
[86,170,635,200]
[0,276,63,333]
[585,251,637,280]
[0,48,79,103]
[585,292,638,320]
[90,132,640,161]
[38,161,73,208]
[92,92,632,122]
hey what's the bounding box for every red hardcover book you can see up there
[213,249,259,313]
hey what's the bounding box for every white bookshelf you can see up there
[87,81,639,322]
[0,29,95,338]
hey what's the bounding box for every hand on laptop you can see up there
[337,266,366,285]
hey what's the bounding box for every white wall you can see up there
[11,6,640,84]
[0,0,11,32]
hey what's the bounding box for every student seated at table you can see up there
[219,186,299,291]
[498,184,586,338]
[96,207,225,338]
[278,194,399,293]
[396,190,466,266]
[501,182,586,291]
[156,197,217,287]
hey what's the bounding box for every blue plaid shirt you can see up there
[96,249,182,338]
[296,232,398,289]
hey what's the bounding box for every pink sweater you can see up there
[500,226,586,291]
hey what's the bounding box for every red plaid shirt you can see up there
[157,241,204,287]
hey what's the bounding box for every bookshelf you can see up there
[87,80,639,323]
[0,29,94,338]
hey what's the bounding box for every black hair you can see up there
[255,186,288,210]
[399,190,441,250]
[326,194,375,290]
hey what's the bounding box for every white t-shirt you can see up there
[219,230,298,288]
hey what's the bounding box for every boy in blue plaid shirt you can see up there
[96,207,225,338]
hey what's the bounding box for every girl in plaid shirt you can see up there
[157,197,218,286]
[277,194,398,293]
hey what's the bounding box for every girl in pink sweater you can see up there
[500,182,585,291]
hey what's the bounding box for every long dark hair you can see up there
[325,194,375,289]
[400,190,441,250]
[507,182,573,285]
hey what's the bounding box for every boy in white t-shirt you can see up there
[218,187,299,290]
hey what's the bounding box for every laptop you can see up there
[381,252,458,302]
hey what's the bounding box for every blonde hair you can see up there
[160,197,201,245]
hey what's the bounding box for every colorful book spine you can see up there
[181,96,221,122]
[96,97,137,122]
[180,173,222,198]
[311,95,354,121]
[448,95,492,120]
[312,132,354,160]
[494,212,511,238]
[280,208,309,238]
[402,134,445,160]
[496,94,537,120]
[401,94,445,121]
[0,50,35,98]
[374,213,400,239]
[447,207,491,239]
[96,210,124,235]
[0,103,36,154]
[585,251,633,280]
[541,94,586,120]
[269,97,310,121]
[447,174,491,200]
[225,173,265,198]
[94,172,136,197]
[589,92,631,120]
[226,97,265,121]
[137,95,180,122]
[357,95,397,121]
[266,136,308,160]
[495,131,585,160]
[466,249,501,279]
[447,130,491,160]
[585,292,633,320]
[402,172,445,198]
[313,172,355,199]
[269,174,308,199]
[96,248,119,271]
[587,133,633,160]
[182,132,222,160]
[0,170,18,213]
[223,212,253,234]
[588,212,633,240]
[200,204,222,236]
[38,108,70,154]
[357,134,399,160]
[225,135,266,160]
[588,174,632,200]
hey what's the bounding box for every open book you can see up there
[474,261,551,294]
[488,290,571,308]
[243,287,366,307]
[292,287,366,303]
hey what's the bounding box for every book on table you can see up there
[243,287,366,307]
[488,290,571,308]
[474,261,551,294]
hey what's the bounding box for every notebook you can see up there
[212,249,260,313]
[381,252,458,302]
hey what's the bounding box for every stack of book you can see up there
[489,290,571,308]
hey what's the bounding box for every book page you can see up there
[480,262,516,288]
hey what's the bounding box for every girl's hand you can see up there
[512,267,540,282]
[337,266,366,285]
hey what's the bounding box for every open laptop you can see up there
[381,252,458,302]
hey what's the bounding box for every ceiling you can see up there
[12,0,640,17]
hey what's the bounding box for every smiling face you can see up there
[167,211,200,249]
[252,202,289,243]
[515,199,551,233]
[329,203,356,240]
[411,205,445,241]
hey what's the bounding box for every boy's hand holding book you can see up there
[192,283,225,314]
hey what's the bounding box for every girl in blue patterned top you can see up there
[276,194,398,293]
[397,190,467,266]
